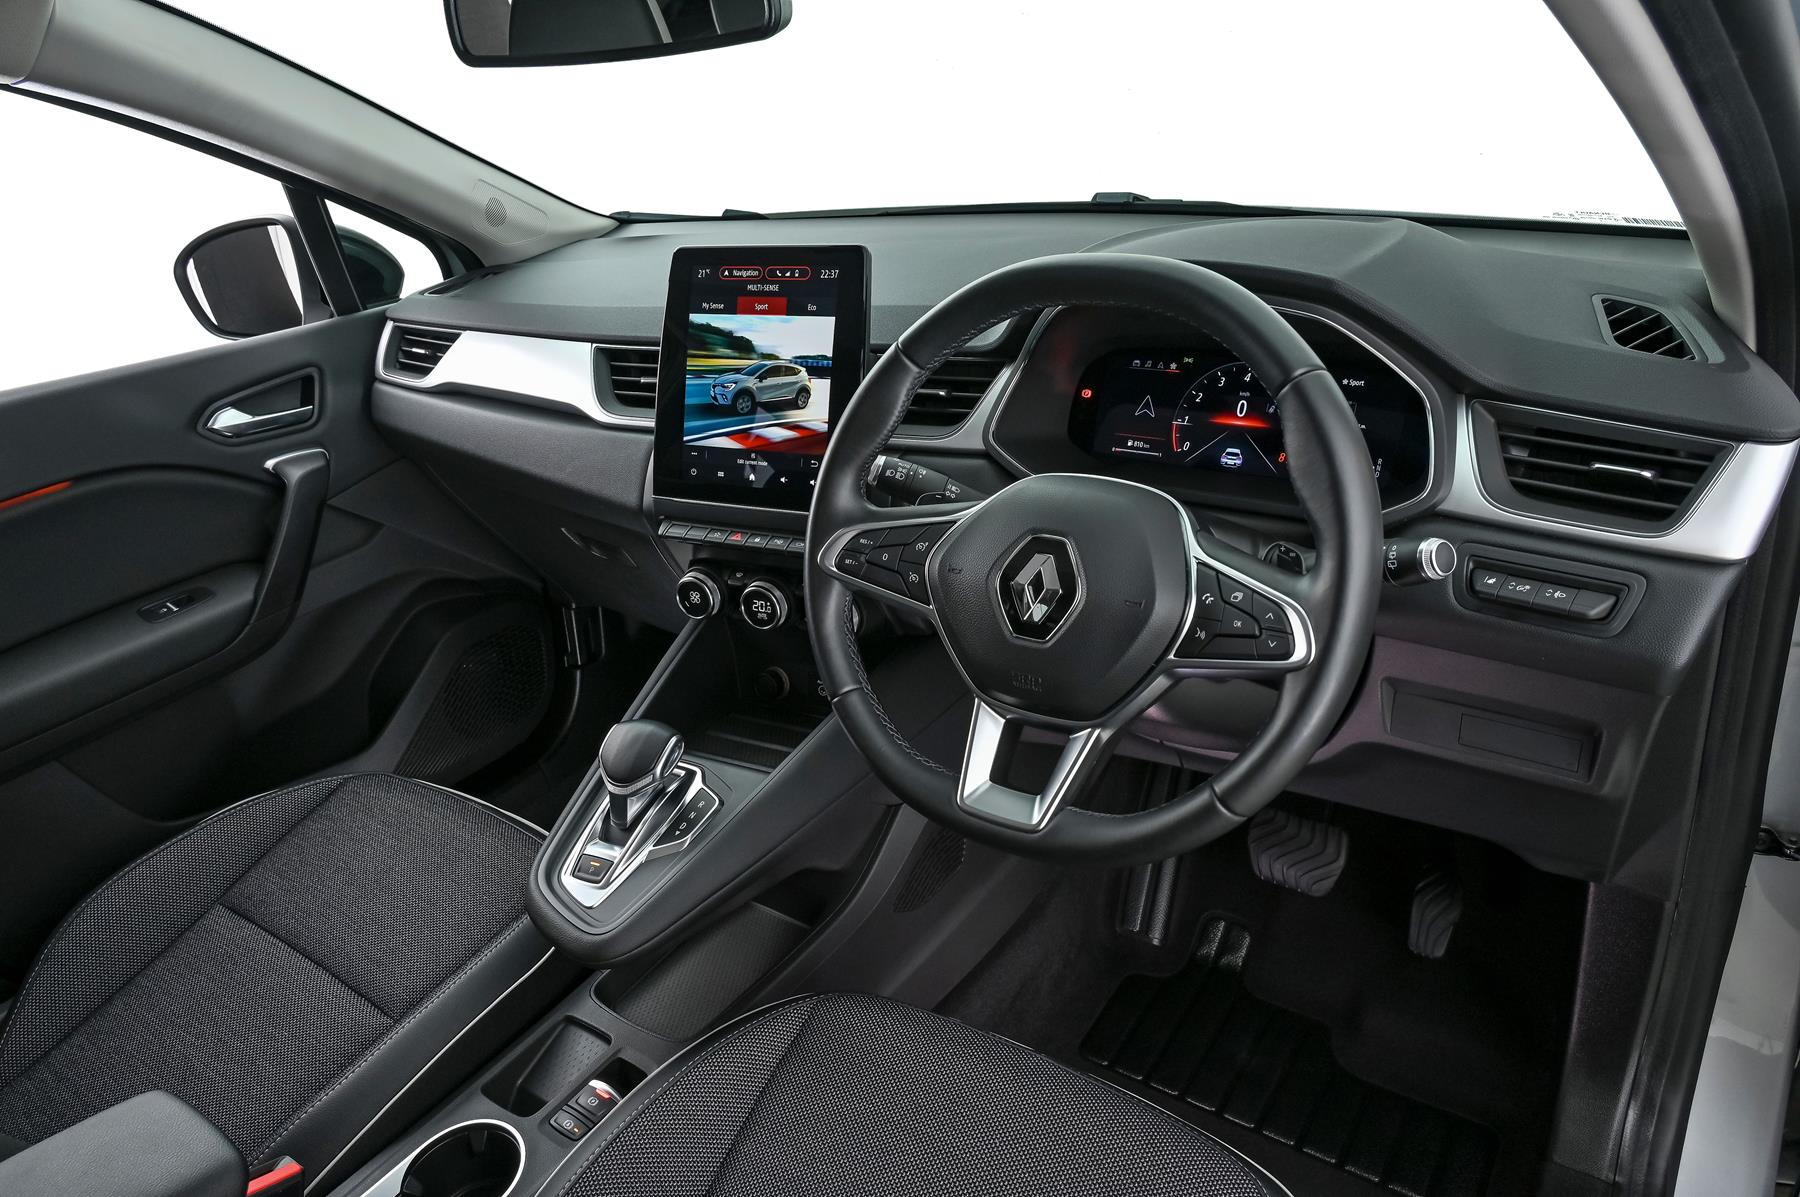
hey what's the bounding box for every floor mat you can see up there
[1083,917,1496,1197]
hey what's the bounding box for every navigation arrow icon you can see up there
[1134,396,1156,417]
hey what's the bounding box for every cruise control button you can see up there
[1569,589,1618,621]
[848,529,884,554]
[1256,631,1294,660]
[1471,568,1506,598]
[900,564,930,604]
[867,543,905,572]
[898,524,951,563]
[1193,569,1224,618]
[834,550,866,577]
[1531,583,1577,614]
[1496,576,1538,606]
[1219,606,1258,637]
[1252,594,1289,633]
[863,565,907,596]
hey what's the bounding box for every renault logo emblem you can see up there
[1010,553,1062,626]
[998,535,1080,641]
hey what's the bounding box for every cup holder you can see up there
[361,1120,524,1197]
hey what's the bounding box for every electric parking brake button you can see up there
[570,1081,620,1117]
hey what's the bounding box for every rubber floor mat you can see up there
[1082,918,1496,1197]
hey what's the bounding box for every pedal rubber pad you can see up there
[1409,872,1463,959]
[1246,809,1348,896]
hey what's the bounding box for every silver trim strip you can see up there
[1439,397,1797,562]
[376,324,655,428]
[349,1118,527,1197]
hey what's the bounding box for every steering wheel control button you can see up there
[1220,579,1253,609]
[895,523,951,562]
[1256,631,1294,660]
[1496,576,1538,606]
[1219,607,1258,637]
[1194,570,1223,617]
[1200,635,1258,661]
[1264,542,1307,574]
[863,565,908,598]
[1176,618,1220,657]
[900,564,931,604]
[834,549,867,577]
[1253,594,1289,633]
[866,543,906,572]
[849,529,884,554]
[739,580,790,631]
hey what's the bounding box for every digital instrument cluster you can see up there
[1066,345,1431,501]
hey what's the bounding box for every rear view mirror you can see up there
[173,217,325,340]
[446,0,791,67]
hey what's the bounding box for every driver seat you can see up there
[540,991,1288,1197]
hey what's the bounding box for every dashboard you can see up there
[367,207,1800,890]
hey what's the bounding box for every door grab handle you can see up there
[206,403,314,438]
[250,447,330,626]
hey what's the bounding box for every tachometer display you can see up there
[1066,343,1429,502]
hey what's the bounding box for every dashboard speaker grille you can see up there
[595,343,659,410]
[1479,403,1726,528]
[1595,296,1697,360]
[388,326,463,379]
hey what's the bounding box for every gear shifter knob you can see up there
[599,720,684,834]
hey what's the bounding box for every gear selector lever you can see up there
[598,720,684,837]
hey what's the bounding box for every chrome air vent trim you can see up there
[375,323,653,427]
[1441,397,1795,562]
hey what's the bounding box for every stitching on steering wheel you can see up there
[839,592,951,774]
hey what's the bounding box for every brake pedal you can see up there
[1409,871,1463,959]
[1246,809,1348,896]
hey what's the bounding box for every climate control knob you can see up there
[739,579,790,631]
[674,568,723,620]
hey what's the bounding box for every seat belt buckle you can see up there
[247,1157,303,1196]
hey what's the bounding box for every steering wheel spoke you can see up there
[955,699,1123,830]
[815,504,979,616]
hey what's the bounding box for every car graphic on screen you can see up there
[1219,446,1244,469]
[709,360,812,415]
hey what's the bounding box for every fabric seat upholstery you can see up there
[0,773,554,1185]
[542,992,1287,1197]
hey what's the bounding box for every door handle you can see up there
[205,403,315,438]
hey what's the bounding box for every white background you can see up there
[0,0,1680,392]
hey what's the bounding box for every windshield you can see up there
[174,0,1680,227]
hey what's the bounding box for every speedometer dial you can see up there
[1172,363,1286,476]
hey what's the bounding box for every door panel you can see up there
[0,310,555,993]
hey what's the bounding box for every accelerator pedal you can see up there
[1409,871,1463,959]
[1246,809,1348,896]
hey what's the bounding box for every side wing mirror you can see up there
[172,216,326,340]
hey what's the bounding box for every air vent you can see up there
[887,353,1008,431]
[1481,404,1725,527]
[595,343,659,410]
[1595,296,1697,360]
[388,326,462,379]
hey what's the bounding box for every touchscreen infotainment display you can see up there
[653,245,870,512]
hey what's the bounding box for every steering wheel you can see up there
[806,254,1382,865]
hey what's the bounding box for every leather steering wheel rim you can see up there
[807,253,1382,866]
